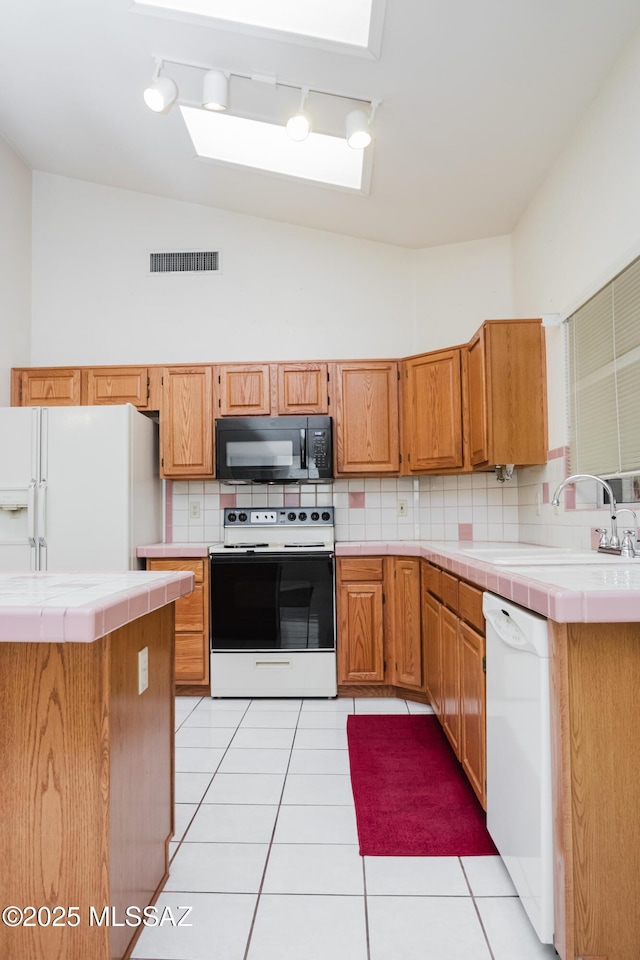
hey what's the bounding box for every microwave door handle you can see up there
[300,429,307,469]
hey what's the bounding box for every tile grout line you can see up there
[241,698,304,960]
[459,857,498,960]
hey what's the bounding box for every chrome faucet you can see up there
[616,508,638,557]
[551,474,619,550]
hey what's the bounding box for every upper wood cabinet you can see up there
[82,366,159,410]
[216,364,271,416]
[467,319,547,468]
[403,319,547,473]
[160,366,214,478]
[331,361,400,475]
[403,348,465,472]
[12,368,81,406]
[277,363,329,415]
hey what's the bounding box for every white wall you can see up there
[413,235,514,350]
[31,173,417,365]
[30,173,518,367]
[513,27,640,320]
[0,137,31,404]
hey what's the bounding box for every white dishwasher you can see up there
[483,593,554,944]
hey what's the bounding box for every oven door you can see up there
[216,419,307,483]
[210,552,335,652]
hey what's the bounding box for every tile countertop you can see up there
[337,541,640,623]
[0,570,195,644]
[137,542,213,558]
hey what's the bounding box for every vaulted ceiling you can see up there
[2,1,640,248]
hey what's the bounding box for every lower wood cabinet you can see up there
[337,556,425,696]
[147,558,210,688]
[422,559,486,807]
[337,558,385,683]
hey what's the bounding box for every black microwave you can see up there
[215,416,333,484]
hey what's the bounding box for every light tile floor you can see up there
[132,696,558,960]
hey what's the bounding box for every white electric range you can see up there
[208,507,337,698]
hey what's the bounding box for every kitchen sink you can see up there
[458,544,637,565]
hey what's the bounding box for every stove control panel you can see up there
[224,507,334,527]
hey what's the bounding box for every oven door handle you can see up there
[300,428,307,469]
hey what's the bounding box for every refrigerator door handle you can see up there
[37,481,47,546]
[27,481,36,546]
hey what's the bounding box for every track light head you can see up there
[143,66,178,114]
[286,86,311,142]
[202,70,229,111]
[345,109,372,149]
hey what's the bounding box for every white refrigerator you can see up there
[0,404,162,572]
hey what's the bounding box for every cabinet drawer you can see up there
[175,584,206,633]
[441,572,459,613]
[458,581,484,633]
[175,633,208,683]
[148,558,205,584]
[422,562,442,599]
[339,558,384,582]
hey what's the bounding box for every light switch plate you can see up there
[138,646,149,695]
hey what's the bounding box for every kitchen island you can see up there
[0,570,194,960]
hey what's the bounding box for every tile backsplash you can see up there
[167,447,620,549]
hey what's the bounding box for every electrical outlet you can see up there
[138,647,149,695]
[397,499,408,518]
[189,501,201,519]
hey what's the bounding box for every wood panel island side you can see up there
[0,570,194,960]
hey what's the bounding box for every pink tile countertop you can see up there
[137,542,214,558]
[0,570,194,644]
[336,541,640,623]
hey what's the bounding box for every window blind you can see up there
[568,256,640,475]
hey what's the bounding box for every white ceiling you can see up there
[2,1,640,249]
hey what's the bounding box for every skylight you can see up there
[134,0,376,50]
[180,107,365,190]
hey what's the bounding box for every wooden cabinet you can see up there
[403,349,465,472]
[337,558,385,684]
[332,361,400,475]
[402,319,547,474]
[160,366,214,478]
[277,363,328,414]
[459,619,486,803]
[467,319,547,468]
[390,558,423,690]
[421,560,486,806]
[82,366,160,409]
[12,367,81,406]
[216,364,271,416]
[147,558,210,687]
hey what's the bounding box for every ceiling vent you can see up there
[149,251,220,274]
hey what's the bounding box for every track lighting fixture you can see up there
[285,87,311,142]
[202,69,229,111]
[143,60,178,114]
[346,108,372,149]
[143,57,380,151]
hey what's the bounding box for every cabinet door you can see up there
[277,363,328,415]
[161,367,214,478]
[483,319,548,466]
[404,350,464,471]
[467,331,490,466]
[460,620,486,808]
[333,362,400,475]
[148,558,210,685]
[83,366,151,408]
[337,581,385,683]
[423,583,443,714]
[216,364,271,416]
[14,368,81,406]
[391,558,423,690]
[441,606,461,756]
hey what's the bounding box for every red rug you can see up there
[347,714,497,856]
